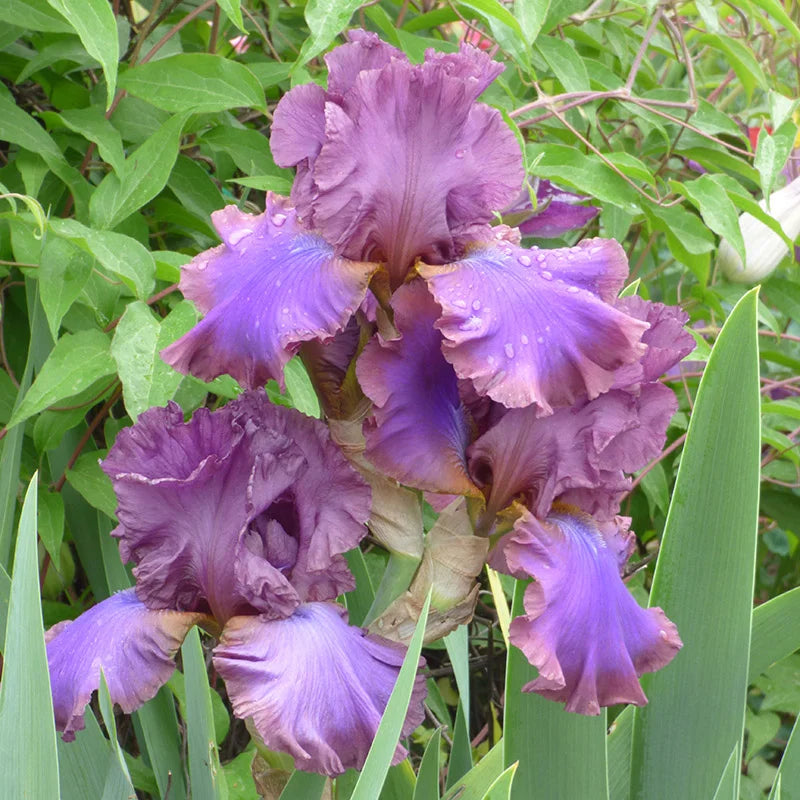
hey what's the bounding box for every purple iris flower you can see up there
[45,392,425,775]
[504,178,601,238]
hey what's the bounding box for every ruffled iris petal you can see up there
[273,41,523,284]
[516,180,600,238]
[493,510,681,714]
[161,195,377,389]
[46,589,203,741]
[419,238,648,411]
[213,602,426,776]
[101,393,369,622]
[357,281,477,495]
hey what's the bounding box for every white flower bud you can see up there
[718,176,800,283]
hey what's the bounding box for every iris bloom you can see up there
[158,31,690,714]
[46,392,425,775]
[503,178,600,238]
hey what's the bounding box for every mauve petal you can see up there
[494,510,681,714]
[214,602,426,776]
[325,30,405,96]
[357,281,477,495]
[101,393,369,621]
[274,45,522,284]
[419,238,647,411]
[46,589,203,741]
[269,83,327,168]
[161,195,377,389]
[518,201,600,238]
[614,296,693,385]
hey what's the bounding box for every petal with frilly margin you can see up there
[46,589,204,741]
[273,45,523,285]
[161,195,377,389]
[492,509,681,714]
[419,238,648,411]
[214,602,426,776]
[357,281,477,495]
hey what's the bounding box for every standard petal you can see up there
[46,589,203,741]
[101,392,369,622]
[214,602,426,776]
[273,45,523,284]
[356,281,477,495]
[161,194,377,389]
[419,238,648,411]
[324,29,405,96]
[493,510,681,714]
[516,180,600,238]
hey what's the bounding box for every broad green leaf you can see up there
[750,0,800,44]
[66,450,118,520]
[630,289,761,799]
[284,356,321,418]
[644,203,714,284]
[459,0,530,70]
[8,329,114,427]
[674,175,745,265]
[38,485,65,570]
[279,770,327,800]
[697,34,767,99]
[504,581,608,800]
[46,0,118,107]
[351,592,432,800]
[755,122,797,202]
[765,279,800,321]
[229,175,294,194]
[182,626,228,800]
[745,709,780,762]
[169,670,230,747]
[97,671,137,797]
[202,126,289,178]
[710,743,740,800]
[413,728,442,800]
[344,547,375,627]
[749,587,800,681]
[296,0,364,67]
[59,106,127,174]
[218,0,243,30]
[0,475,60,798]
[514,0,549,43]
[442,741,503,800]
[39,234,94,338]
[536,35,590,93]
[90,113,188,230]
[246,61,293,89]
[58,714,117,800]
[168,155,224,229]
[769,706,800,799]
[769,91,799,130]
[608,707,633,800]
[483,764,517,800]
[0,0,72,31]
[120,54,265,113]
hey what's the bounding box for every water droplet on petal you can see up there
[282,307,289,314]
[454,299,467,308]
[504,343,515,359]
[472,299,481,311]
[541,270,553,281]
[537,336,544,344]
[272,213,287,227]
[537,253,546,263]
[518,254,531,267]
[276,279,282,287]
[195,259,208,271]
[568,285,580,293]
[228,228,254,246]
[520,334,529,345]
[488,355,496,366]
[455,149,465,159]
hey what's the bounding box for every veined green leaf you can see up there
[630,289,761,799]
[0,475,60,798]
[39,235,94,338]
[504,581,608,800]
[296,0,363,67]
[350,591,431,800]
[514,0,549,44]
[749,587,800,682]
[536,35,590,93]
[217,0,243,30]
[46,0,119,107]
[284,356,321,418]
[120,54,265,113]
[768,705,800,799]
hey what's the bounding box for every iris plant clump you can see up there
[47,30,694,775]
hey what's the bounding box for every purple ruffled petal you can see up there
[324,30,404,96]
[357,281,477,495]
[493,510,681,714]
[161,195,377,389]
[419,238,648,411]
[214,601,426,776]
[272,42,523,284]
[101,392,370,623]
[46,589,202,741]
[509,180,600,238]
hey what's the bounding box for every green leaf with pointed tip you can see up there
[46,0,118,107]
[39,235,94,338]
[446,701,472,790]
[749,587,800,682]
[769,705,800,799]
[217,0,243,29]
[120,55,265,114]
[630,289,761,799]
[279,770,327,800]
[295,0,364,67]
[37,485,65,570]
[0,474,60,798]
[514,0,549,43]
[414,728,442,800]
[284,356,321,418]
[183,626,228,800]
[351,591,431,800]
[483,764,517,800]
[442,742,503,800]
[504,581,609,800]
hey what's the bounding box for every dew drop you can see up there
[659,630,668,641]
[455,149,465,159]
[228,228,254,246]
[504,343,515,359]
[537,253,546,263]
[276,279,282,288]
[537,336,544,344]
[459,315,483,331]
[568,285,580,294]
[472,299,481,311]
[272,213,287,227]
[282,307,289,314]
[518,254,532,267]
[520,334,529,345]
[541,270,553,281]
[488,355,496,366]
[195,259,208,272]
[454,299,467,308]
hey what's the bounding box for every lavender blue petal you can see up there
[419,238,647,411]
[272,42,523,284]
[46,589,202,740]
[357,280,477,495]
[213,601,426,775]
[161,195,377,389]
[493,510,682,714]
